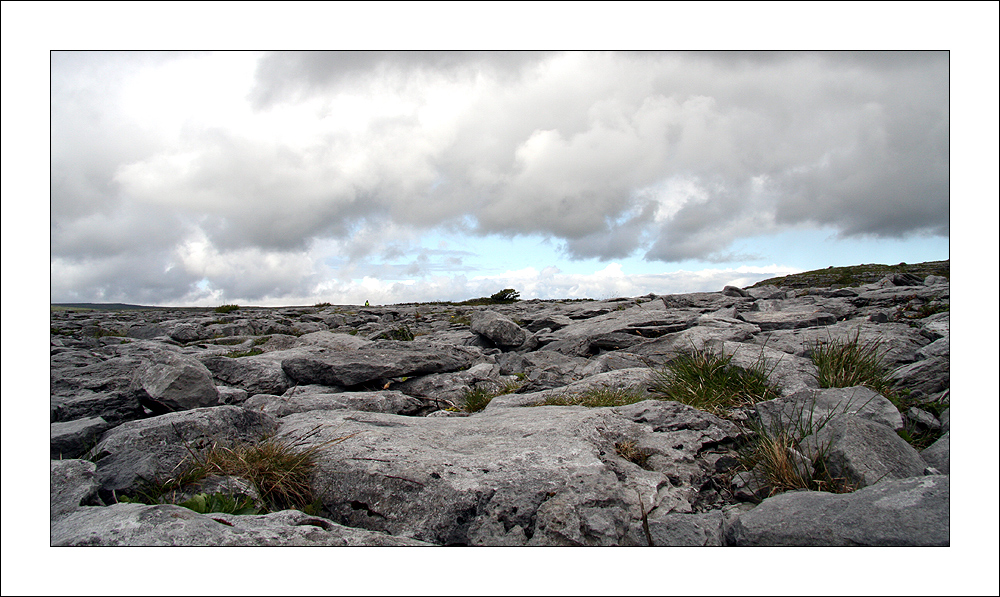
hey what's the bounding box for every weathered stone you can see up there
[51,416,112,459]
[738,310,837,331]
[471,310,527,349]
[719,341,819,396]
[629,317,760,365]
[273,401,739,546]
[281,342,481,387]
[725,475,949,546]
[754,386,903,432]
[87,406,278,500]
[751,320,930,366]
[244,390,433,417]
[800,414,928,487]
[891,356,949,395]
[199,352,293,397]
[51,503,431,546]
[920,431,949,474]
[51,459,103,519]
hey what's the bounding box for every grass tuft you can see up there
[809,330,896,398]
[119,425,354,513]
[461,379,523,413]
[538,386,649,408]
[648,347,780,416]
[214,304,240,314]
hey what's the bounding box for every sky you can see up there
[44,47,960,306]
[3,3,1000,592]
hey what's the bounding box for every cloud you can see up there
[49,50,949,304]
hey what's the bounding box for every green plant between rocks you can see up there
[809,330,896,400]
[224,347,263,358]
[648,347,781,416]
[537,385,650,408]
[117,426,355,514]
[214,304,240,314]
[460,379,523,413]
[736,400,860,499]
[177,492,259,515]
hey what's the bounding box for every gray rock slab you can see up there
[485,368,654,410]
[892,356,949,395]
[394,363,504,406]
[920,431,950,474]
[294,330,373,350]
[751,320,930,366]
[274,401,740,546]
[622,510,727,546]
[51,459,103,519]
[919,312,949,339]
[725,475,949,546]
[281,342,481,387]
[754,386,903,433]
[51,503,431,546]
[720,341,819,396]
[51,416,112,459]
[87,405,278,498]
[738,310,837,331]
[199,352,293,397]
[628,317,761,365]
[801,414,928,487]
[471,310,527,349]
[243,390,433,417]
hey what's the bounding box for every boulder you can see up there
[800,414,928,487]
[51,416,112,459]
[86,405,278,500]
[754,386,903,433]
[272,400,741,546]
[920,432,950,474]
[280,342,481,387]
[199,353,293,397]
[51,459,103,519]
[725,475,949,546]
[470,310,527,349]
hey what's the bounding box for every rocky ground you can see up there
[50,265,951,546]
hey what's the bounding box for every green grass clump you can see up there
[809,331,895,398]
[224,347,263,358]
[648,348,780,416]
[117,426,353,513]
[461,379,523,413]
[214,304,240,314]
[538,386,650,408]
[313,302,333,308]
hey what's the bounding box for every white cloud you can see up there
[48,50,950,304]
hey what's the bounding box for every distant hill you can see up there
[748,260,949,289]
[51,303,161,311]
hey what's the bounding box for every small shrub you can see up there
[648,348,780,416]
[490,288,520,303]
[314,302,332,308]
[215,304,240,314]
